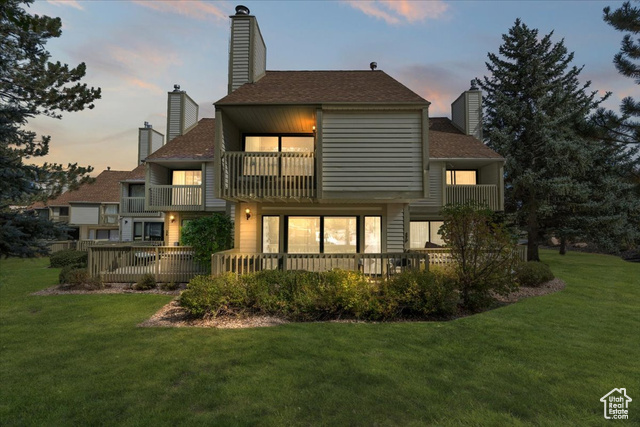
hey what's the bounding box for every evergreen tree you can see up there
[475,20,604,261]
[596,0,640,144]
[0,0,101,257]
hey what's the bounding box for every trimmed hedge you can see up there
[515,262,555,287]
[50,250,87,268]
[180,269,458,321]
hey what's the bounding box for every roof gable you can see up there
[45,170,130,206]
[146,118,215,161]
[429,117,503,159]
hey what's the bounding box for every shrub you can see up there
[515,262,554,287]
[59,266,103,290]
[440,203,520,311]
[50,249,87,268]
[180,274,246,318]
[159,282,180,291]
[380,270,458,319]
[180,214,233,272]
[133,274,157,291]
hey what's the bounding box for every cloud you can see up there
[396,64,468,116]
[132,0,229,22]
[46,0,84,10]
[344,0,448,25]
[126,77,164,94]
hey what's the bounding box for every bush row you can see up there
[515,262,555,287]
[50,249,87,268]
[179,269,459,321]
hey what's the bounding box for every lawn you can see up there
[0,250,638,426]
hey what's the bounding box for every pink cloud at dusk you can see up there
[132,0,229,22]
[345,0,448,25]
[126,77,163,95]
[46,0,84,11]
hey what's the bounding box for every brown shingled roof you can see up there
[429,117,503,159]
[146,118,215,161]
[122,163,146,182]
[216,71,429,105]
[46,170,130,206]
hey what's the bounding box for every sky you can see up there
[26,0,634,175]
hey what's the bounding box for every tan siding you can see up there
[386,204,406,252]
[167,92,182,142]
[167,213,180,246]
[467,90,482,140]
[150,130,164,156]
[138,129,150,165]
[479,162,500,186]
[410,162,443,208]
[205,162,226,210]
[252,19,266,81]
[183,95,199,132]
[238,203,258,252]
[451,93,466,133]
[71,205,99,225]
[230,19,251,92]
[322,111,423,192]
[120,218,132,241]
[148,163,169,186]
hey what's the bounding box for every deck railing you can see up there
[409,245,528,264]
[46,240,165,253]
[221,152,316,200]
[88,246,206,283]
[51,215,70,223]
[446,184,501,211]
[121,196,158,215]
[212,250,427,278]
[148,185,202,210]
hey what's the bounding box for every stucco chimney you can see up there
[166,85,199,142]
[228,5,267,94]
[138,123,165,164]
[451,82,483,141]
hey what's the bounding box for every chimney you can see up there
[138,122,165,164]
[166,85,199,142]
[451,81,483,141]
[228,5,267,94]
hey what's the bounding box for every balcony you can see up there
[100,213,119,225]
[221,152,316,201]
[121,196,159,216]
[148,185,203,211]
[446,184,501,210]
[51,215,69,223]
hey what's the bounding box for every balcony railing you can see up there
[121,196,158,215]
[221,152,316,200]
[51,215,69,223]
[446,184,501,210]
[100,214,119,225]
[148,185,203,211]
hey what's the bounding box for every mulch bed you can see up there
[33,278,566,329]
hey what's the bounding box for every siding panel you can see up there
[71,205,99,225]
[183,96,198,132]
[322,111,423,192]
[167,93,182,142]
[138,129,149,165]
[230,19,251,91]
[386,204,405,252]
[205,162,226,210]
[252,19,266,81]
[151,130,164,156]
[410,162,443,208]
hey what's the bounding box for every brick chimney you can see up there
[451,81,483,141]
[138,121,164,164]
[166,84,199,142]
[228,5,266,94]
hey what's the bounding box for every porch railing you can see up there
[212,250,427,278]
[88,246,206,283]
[409,245,528,264]
[121,196,159,215]
[446,184,501,210]
[221,152,316,200]
[148,185,202,210]
[46,240,165,253]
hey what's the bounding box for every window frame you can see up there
[446,169,478,185]
[279,215,360,254]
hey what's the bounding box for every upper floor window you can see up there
[172,170,202,186]
[446,170,477,185]
[244,135,314,177]
[129,184,145,197]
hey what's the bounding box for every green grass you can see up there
[1,250,638,426]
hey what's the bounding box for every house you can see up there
[38,169,130,241]
[196,5,505,273]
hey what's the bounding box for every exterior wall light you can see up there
[245,208,251,220]
[170,215,175,223]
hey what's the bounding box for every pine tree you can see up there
[475,20,604,261]
[0,0,101,257]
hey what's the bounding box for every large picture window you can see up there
[446,170,477,185]
[172,170,202,186]
[324,217,357,254]
[287,216,320,253]
[410,221,445,248]
[262,216,280,253]
[244,135,314,177]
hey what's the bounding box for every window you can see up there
[287,217,320,253]
[283,216,359,254]
[410,221,445,248]
[95,229,119,241]
[129,184,145,197]
[172,170,202,186]
[134,221,164,241]
[262,216,280,253]
[59,207,69,216]
[364,216,381,253]
[446,170,477,185]
[244,135,314,177]
[324,217,357,254]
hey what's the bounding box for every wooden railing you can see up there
[100,214,119,225]
[409,245,528,264]
[51,215,69,223]
[47,240,76,253]
[121,197,158,215]
[212,250,428,278]
[46,240,165,253]
[148,185,202,210]
[446,184,501,210]
[88,246,206,283]
[221,151,316,200]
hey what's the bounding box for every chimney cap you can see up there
[235,5,250,15]
[470,79,479,91]
[144,121,152,129]
[370,62,377,71]
[173,84,181,92]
